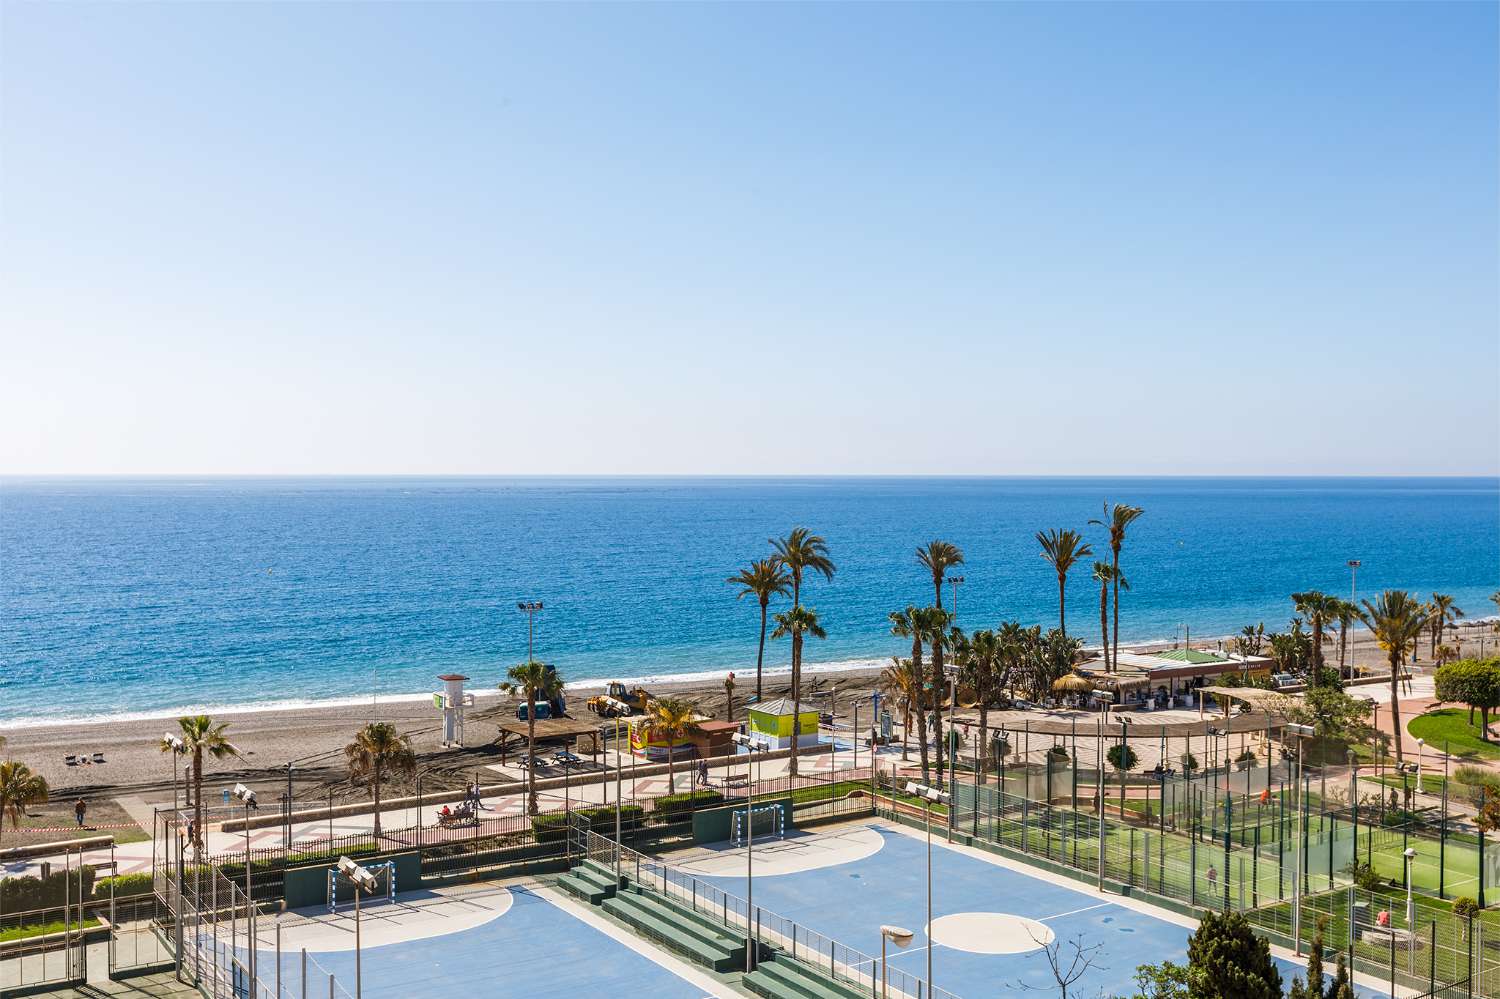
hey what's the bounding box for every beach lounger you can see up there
[92,752,106,764]
[64,754,78,766]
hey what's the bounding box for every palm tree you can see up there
[924,607,957,785]
[723,673,736,722]
[1357,590,1430,766]
[174,715,239,850]
[963,629,1004,782]
[771,605,827,777]
[344,722,416,838]
[1090,503,1144,670]
[1091,562,1124,672]
[1037,529,1093,640]
[501,660,564,815]
[1292,591,1340,674]
[917,540,964,609]
[771,527,835,612]
[890,607,930,780]
[1429,594,1464,660]
[728,558,791,701]
[879,656,922,762]
[0,761,48,844]
[1332,602,1356,677]
[645,696,701,794]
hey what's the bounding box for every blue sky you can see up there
[2,2,1495,475]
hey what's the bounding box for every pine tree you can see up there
[1331,951,1354,999]
[1184,911,1283,999]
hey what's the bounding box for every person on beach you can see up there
[74,798,87,827]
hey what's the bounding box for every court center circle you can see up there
[927,911,1055,954]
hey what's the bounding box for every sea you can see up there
[1,477,1496,728]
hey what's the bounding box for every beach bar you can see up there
[745,697,821,750]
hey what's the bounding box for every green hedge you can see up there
[651,790,724,817]
[94,873,154,900]
[532,805,645,843]
[1,866,96,913]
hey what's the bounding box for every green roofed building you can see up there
[746,697,821,750]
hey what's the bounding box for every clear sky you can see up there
[2,2,1496,476]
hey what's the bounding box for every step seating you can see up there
[556,859,627,904]
[601,885,749,972]
[743,954,871,999]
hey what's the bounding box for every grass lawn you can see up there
[1408,709,1500,761]
[0,916,102,943]
[0,798,148,849]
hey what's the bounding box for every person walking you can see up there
[74,798,87,828]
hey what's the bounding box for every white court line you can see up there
[533,884,742,999]
[1041,902,1110,922]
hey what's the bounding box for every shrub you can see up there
[533,805,644,843]
[0,866,97,912]
[1236,750,1258,770]
[651,790,724,818]
[1106,744,1139,772]
[1181,752,1199,772]
[1453,897,1480,921]
[1343,861,1383,892]
[1046,745,1069,761]
[94,873,153,900]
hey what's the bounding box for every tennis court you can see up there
[675,820,1399,999]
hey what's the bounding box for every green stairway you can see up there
[743,954,871,999]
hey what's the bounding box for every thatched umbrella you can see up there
[1052,673,1095,694]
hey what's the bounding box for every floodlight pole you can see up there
[354,879,362,999]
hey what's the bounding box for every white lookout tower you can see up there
[434,674,475,747]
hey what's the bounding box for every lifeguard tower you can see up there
[434,674,476,747]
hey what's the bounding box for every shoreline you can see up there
[5,616,1496,733]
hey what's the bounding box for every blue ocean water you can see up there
[1,477,1496,727]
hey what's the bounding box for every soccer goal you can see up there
[732,804,785,845]
[327,860,397,913]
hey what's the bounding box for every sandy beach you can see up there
[2,619,1491,841]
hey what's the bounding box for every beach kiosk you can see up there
[434,674,476,747]
[746,697,820,751]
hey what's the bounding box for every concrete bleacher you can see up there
[556,859,866,997]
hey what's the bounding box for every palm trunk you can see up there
[933,640,946,787]
[193,750,204,851]
[373,760,383,838]
[913,637,929,783]
[1388,650,1404,766]
[667,743,676,793]
[527,696,538,815]
[1057,572,1067,640]
[789,632,803,778]
[1111,550,1121,672]
[755,601,768,702]
[1099,581,1110,674]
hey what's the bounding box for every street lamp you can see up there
[906,781,950,998]
[1415,738,1425,794]
[1403,846,1418,931]
[733,732,769,972]
[162,734,185,813]
[516,600,544,661]
[336,856,379,999]
[232,783,258,985]
[946,575,965,621]
[879,924,914,999]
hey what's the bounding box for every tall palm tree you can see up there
[917,540,965,609]
[645,696,701,794]
[771,605,827,777]
[890,607,930,780]
[174,715,239,850]
[922,607,956,785]
[0,761,48,844]
[879,656,922,762]
[771,527,835,612]
[1429,594,1464,660]
[1091,562,1125,672]
[1037,529,1093,640]
[963,629,1004,782]
[1357,590,1430,766]
[1090,503,1144,670]
[501,660,564,815]
[727,558,791,702]
[344,722,416,837]
[1333,602,1356,677]
[1292,591,1340,674]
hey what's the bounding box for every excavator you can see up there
[586,681,653,718]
